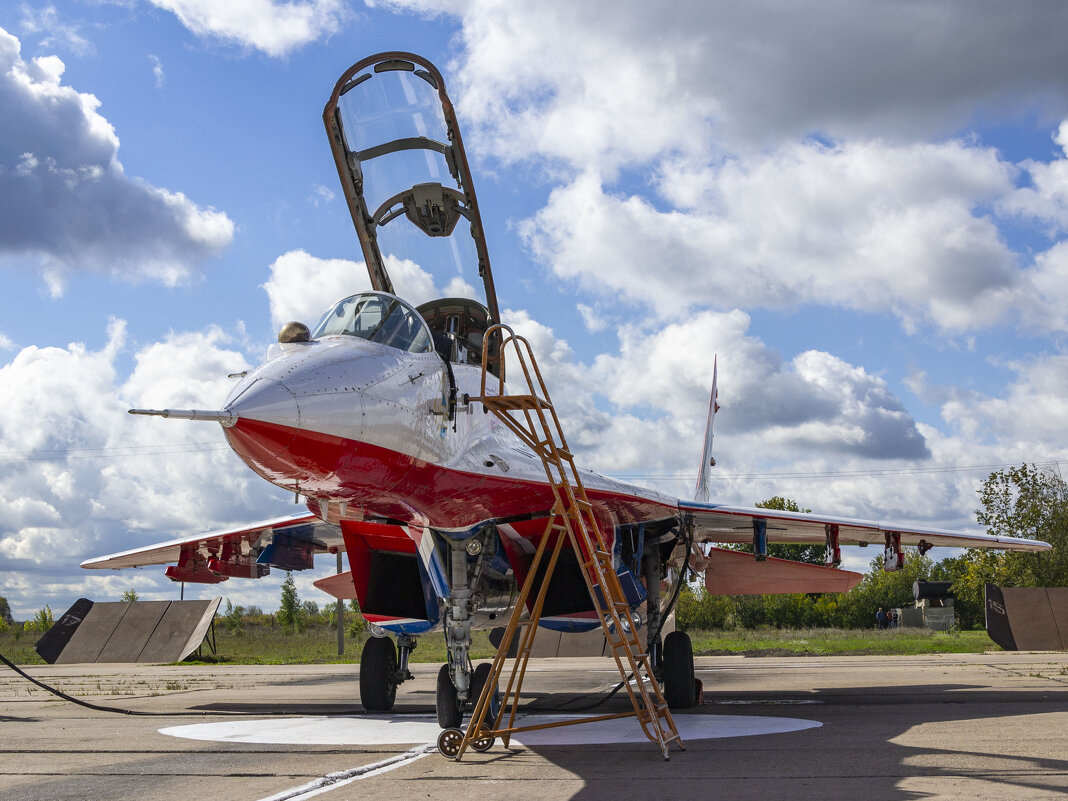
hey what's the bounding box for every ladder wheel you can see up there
[471,727,495,753]
[436,727,463,760]
[436,663,463,728]
[359,636,398,711]
[662,631,697,709]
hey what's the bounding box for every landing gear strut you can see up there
[438,537,478,727]
[646,533,699,709]
[360,634,416,711]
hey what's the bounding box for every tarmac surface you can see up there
[3,652,1068,800]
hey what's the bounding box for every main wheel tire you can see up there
[662,630,697,709]
[360,636,398,711]
[469,662,501,720]
[436,663,463,729]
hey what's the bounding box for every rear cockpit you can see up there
[417,297,493,369]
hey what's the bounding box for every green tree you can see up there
[278,573,305,632]
[730,496,827,565]
[30,605,54,633]
[675,584,734,630]
[121,589,139,603]
[976,464,1066,542]
[223,599,246,633]
[347,598,366,639]
[941,464,1068,627]
[0,596,12,626]
[834,549,934,628]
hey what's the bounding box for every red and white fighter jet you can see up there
[83,52,1050,727]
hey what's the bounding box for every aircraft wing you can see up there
[81,513,342,580]
[679,500,1052,552]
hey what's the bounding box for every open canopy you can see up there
[323,52,501,375]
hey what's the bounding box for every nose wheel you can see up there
[436,660,501,729]
[436,663,463,728]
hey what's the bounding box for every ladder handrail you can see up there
[450,324,684,761]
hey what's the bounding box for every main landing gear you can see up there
[359,634,416,711]
[661,630,701,708]
[643,534,701,710]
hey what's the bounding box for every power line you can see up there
[608,459,1068,482]
[0,442,229,463]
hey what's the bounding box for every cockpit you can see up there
[313,292,433,354]
[312,291,494,371]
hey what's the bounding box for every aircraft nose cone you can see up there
[226,377,301,429]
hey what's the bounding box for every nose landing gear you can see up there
[437,660,501,728]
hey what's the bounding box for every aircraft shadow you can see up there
[500,681,1068,801]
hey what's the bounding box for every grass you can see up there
[1,623,1001,667]
[0,631,46,665]
[686,627,1000,657]
[178,625,501,665]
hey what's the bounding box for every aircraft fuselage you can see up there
[220,311,677,532]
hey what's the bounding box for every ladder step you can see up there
[469,335,683,760]
[581,550,612,570]
[478,393,552,410]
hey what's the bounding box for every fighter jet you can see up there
[84,52,1050,728]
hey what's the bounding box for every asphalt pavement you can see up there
[2,652,1068,800]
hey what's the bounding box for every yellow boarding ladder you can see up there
[436,324,684,762]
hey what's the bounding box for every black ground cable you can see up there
[523,524,696,714]
[0,652,367,718]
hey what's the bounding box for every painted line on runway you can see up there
[713,699,824,705]
[255,743,436,801]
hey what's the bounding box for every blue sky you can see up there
[3,1,1068,618]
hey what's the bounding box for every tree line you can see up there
[677,465,1068,631]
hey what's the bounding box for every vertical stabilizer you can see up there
[694,357,719,503]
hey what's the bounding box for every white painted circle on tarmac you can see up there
[160,713,820,746]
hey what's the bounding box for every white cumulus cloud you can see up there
[520,140,1021,332]
[262,249,477,330]
[147,0,349,57]
[0,320,296,616]
[0,27,234,294]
